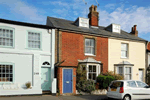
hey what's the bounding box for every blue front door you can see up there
[63,69,72,93]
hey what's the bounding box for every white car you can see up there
[107,80,150,100]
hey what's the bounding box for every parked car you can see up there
[107,80,150,100]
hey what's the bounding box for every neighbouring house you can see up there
[0,19,56,96]
[46,5,148,95]
[146,42,150,83]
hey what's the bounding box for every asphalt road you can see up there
[0,95,110,100]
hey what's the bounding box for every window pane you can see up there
[88,73,92,79]
[0,64,13,82]
[117,67,123,74]
[90,39,94,47]
[121,51,127,57]
[125,67,131,74]
[28,32,40,49]
[85,39,90,46]
[121,44,127,50]
[85,47,91,53]
[89,65,92,72]
[93,73,96,80]
[127,81,137,87]
[91,47,95,55]
[125,74,131,80]
[136,81,147,88]
[93,65,96,72]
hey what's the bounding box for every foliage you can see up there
[76,79,95,94]
[100,70,124,80]
[76,64,87,83]
[76,64,95,94]
[25,81,31,89]
[96,75,115,89]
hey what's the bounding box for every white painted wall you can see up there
[0,22,56,95]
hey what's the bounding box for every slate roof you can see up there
[47,16,147,42]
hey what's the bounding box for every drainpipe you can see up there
[50,29,57,95]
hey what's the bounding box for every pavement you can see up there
[0,95,109,100]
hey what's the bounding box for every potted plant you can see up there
[25,81,31,89]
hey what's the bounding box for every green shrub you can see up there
[76,79,95,94]
[96,75,115,89]
[25,81,31,89]
[100,71,124,80]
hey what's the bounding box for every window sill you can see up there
[85,54,96,56]
[25,48,42,51]
[0,46,14,49]
[120,57,129,59]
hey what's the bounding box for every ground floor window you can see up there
[116,66,132,80]
[0,63,14,82]
[80,64,100,81]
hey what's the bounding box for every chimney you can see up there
[130,25,138,36]
[88,5,99,27]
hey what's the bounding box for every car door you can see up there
[126,81,141,99]
[136,81,150,99]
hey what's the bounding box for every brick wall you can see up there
[56,31,108,95]
[57,67,76,94]
[60,31,108,72]
[147,42,150,50]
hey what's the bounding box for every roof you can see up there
[78,57,101,64]
[0,18,55,29]
[47,16,147,42]
[114,61,134,66]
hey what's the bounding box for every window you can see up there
[28,31,41,49]
[85,38,95,55]
[117,67,123,76]
[136,81,148,88]
[110,81,123,88]
[125,67,131,80]
[0,27,14,47]
[116,66,132,80]
[121,43,128,58]
[88,65,97,80]
[0,64,14,82]
[127,81,137,87]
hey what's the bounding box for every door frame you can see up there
[139,69,144,81]
[41,66,51,91]
[62,68,73,93]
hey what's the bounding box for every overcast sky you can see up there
[0,0,150,41]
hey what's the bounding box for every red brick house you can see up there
[46,5,147,95]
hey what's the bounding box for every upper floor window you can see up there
[121,43,128,58]
[0,27,14,47]
[85,38,95,55]
[0,63,14,83]
[28,31,41,49]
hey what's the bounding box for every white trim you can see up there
[84,53,96,56]
[62,68,73,94]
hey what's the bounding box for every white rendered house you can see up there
[0,19,56,96]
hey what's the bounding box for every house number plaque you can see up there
[34,72,39,75]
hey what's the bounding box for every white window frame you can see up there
[116,66,132,80]
[27,30,42,50]
[80,63,100,82]
[85,38,95,55]
[0,26,15,48]
[121,43,128,58]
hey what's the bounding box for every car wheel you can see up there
[123,95,131,100]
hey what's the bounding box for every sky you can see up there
[0,0,150,41]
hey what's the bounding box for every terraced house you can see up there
[46,5,147,95]
[0,19,56,96]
